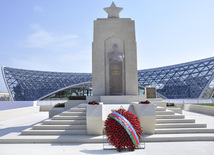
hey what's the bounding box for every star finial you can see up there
[104,2,123,18]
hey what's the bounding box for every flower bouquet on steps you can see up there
[88,101,99,105]
[138,100,150,104]
[104,108,143,152]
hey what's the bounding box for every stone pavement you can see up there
[0,142,214,155]
[0,111,214,155]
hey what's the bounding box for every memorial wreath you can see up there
[104,108,143,152]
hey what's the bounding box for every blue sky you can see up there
[0,0,214,92]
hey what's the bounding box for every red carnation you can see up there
[88,101,99,105]
[104,109,143,151]
[139,100,150,104]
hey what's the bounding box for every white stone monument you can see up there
[87,3,156,135]
[92,2,138,96]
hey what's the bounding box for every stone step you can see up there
[70,108,86,112]
[61,111,86,116]
[155,107,166,111]
[152,102,166,107]
[155,128,214,134]
[156,111,175,115]
[145,133,214,142]
[78,104,87,108]
[156,119,195,124]
[52,116,86,120]
[43,120,86,125]
[155,123,207,129]
[167,107,182,114]
[153,104,157,108]
[156,115,185,119]
[0,133,103,143]
[33,124,87,130]
[2,133,214,143]
[22,129,87,135]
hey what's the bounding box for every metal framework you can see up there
[38,82,92,100]
[2,57,214,101]
[1,67,92,101]
[138,57,214,99]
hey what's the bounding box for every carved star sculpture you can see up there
[104,2,123,18]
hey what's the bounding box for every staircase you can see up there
[1,102,214,143]
[21,104,87,136]
[144,103,214,142]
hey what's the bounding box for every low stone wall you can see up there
[49,108,65,118]
[0,101,36,111]
[65,100,86,110]
[39,100,85,112]
[0,106,40,121]
[40,105,54,111]
[184,104,214,116]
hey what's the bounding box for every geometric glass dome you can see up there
[2,57,214,101]
[2,67,92,101]
[138,57,214,99]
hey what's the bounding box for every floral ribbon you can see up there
[108,111,140,146]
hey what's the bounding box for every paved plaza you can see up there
[0,111,214,155]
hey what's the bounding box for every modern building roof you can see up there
[138,57,214,99]
[2,57,214,101]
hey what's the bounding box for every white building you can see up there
[0,92,10,101]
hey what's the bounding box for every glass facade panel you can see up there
[138,57,214,99]
[2,57,214,101]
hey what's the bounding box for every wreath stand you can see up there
[102,106,146,150]
[103,129,145,150]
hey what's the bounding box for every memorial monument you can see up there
[87,2,155,135]
[92,2,138,97]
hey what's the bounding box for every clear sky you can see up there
[0,0,214,92]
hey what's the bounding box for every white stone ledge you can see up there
[0,106,40,121]
[185,104,214,116]
[49,108,65,118]
[100,96,145,104]
[167,107,182,114]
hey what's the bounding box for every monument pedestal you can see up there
[131,102,156,134]
[87,96,156,135]
[86,103,103,135]
[100,96,145,104]
[87,95,146,104]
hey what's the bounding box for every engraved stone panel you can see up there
[145,87,157,98]
[105,37,125,95]
[109,61,123,95]
[108,44,124,95]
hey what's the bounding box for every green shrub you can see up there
[196,104,214,107]
[68,96,86,100]
[166,103,175,107]
[54,103,65,108]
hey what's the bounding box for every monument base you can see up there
[86,102,155,135]
[86,96,146,104]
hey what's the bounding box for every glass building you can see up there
[2,57,214,101]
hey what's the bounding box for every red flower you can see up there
[88,101,99,105]
[139,100,150,104]
[104,109,143,151]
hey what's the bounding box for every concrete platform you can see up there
[0,111,214,154]
[0,142,213,155]
[1,110,214,143]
